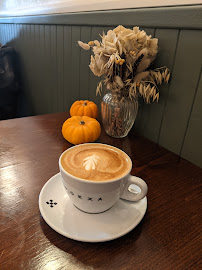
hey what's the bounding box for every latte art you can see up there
[61,144,131,181]
[83,155,100,170]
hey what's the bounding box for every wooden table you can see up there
[0,112,201,270]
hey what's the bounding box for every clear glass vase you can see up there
[101,91,138,138]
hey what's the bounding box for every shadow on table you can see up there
[40,212,148,269]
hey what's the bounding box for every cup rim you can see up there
[59,143,132,184]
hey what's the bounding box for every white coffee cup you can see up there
[59,143,148,214]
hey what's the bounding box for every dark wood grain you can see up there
[0,112,201,270]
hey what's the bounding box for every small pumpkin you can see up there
[62,116,101,145]
[70,100,98,119]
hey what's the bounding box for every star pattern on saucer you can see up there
[46,199,57,208]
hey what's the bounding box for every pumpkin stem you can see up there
[83,101,88,106]
[79,120,85,125]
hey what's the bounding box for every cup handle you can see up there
[121,175,148,201]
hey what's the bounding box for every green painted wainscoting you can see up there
[0,5,202,167]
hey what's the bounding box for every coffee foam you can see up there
[61,144,131,181]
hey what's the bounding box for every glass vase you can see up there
[101,91,138,138]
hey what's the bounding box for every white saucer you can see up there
[39,173,147,242]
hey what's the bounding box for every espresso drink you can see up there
[61,144,131,181]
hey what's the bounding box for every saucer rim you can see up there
[39,173,147,243]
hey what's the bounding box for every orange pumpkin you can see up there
[62,116,101,145]
[70,100,98,119]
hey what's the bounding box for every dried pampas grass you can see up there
[78,25,171,104]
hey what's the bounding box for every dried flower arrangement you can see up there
[78,25,170,103]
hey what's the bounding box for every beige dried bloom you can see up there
[78,25,170,104]
[89,55,105,77]
[78,41,90,50]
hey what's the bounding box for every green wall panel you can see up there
[79,26,91,101]
[27,24,37,114]
[50,25,57,113]
[56,25,64,112]
[139,29,179,143]
[63,26,72,112]
[181,72,202,168]
[39,25,47,114]
[33,24,42,114]
[158,30,202,155]
[71,26,81,105]
[23,24,33,114]
[44,25,52,113]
